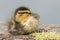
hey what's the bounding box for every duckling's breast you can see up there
[21,16,39,33]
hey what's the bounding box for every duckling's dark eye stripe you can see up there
[18,12,31,14]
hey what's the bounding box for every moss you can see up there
[30,32,60,40]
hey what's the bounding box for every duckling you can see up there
[8,6,40,35]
